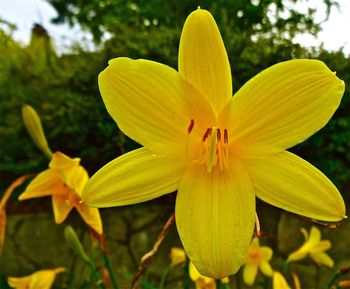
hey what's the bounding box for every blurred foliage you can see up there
[0,0,349,193]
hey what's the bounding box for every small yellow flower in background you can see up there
[170,247,187,266]
[8,267,65,289]
[22,104,53,159]
[190,262,228,289]
[287,226,333,267]
[242,237,273,285]
[0,175,31,255]
[273,271,292,289]
[82,7,346,277]
[19,151,103,235]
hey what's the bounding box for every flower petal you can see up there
[243,264,258,285]
[260,247,273,261]
[75,203,103,235]
[99,57,215,157]
[308,226,321,246]
[311,240,331,253]
[221,59,344,157]
[273,271,291,289]
[52,195,74,224]
[175,158,255,278]
[244,151,346,221]
[7,276,32,288]
[82,148,185,208]
[287,247,309,263]
[19,170,64,200]
[179,9,232,114]
[310,252,334,267]
[259,261,273,277]
[49,152,80,171]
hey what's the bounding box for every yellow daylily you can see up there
[19,151,103,234]
[82,8,346,277]
[8,267,65,289]
[273,271,292,289]
[287,226,334,267]
[190,262,229,289]
[243,237,273,285]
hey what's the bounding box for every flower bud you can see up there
[22,104,52,158]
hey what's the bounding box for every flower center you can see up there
[187,119,229,173]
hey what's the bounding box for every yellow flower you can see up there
[81,8,346,277]
[190,262,228,289]
[19,151,103,234]
[243,237,273,285]
[287,226,334,267]
[273,271,291,289]
[8,267,65,289]
[170,247,187,266]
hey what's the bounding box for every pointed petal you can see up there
[308,226,321,246]
[62,166,89,196]
[244,151,346,221]
[259,261,273,277]
[260,247,273,261]
[179,9,232,114]
[243,264,258,285]
[49,151,80,170]
[19,170,64,200]
[273,272,291,289]
[99,57,215,157]
[287,247,309,263]
[311,240,331,253]
[75,203,103,235]
[82,148,185,207]
[310,252,334,267]
[175,158,255,278]
[52,195,74,224]
[7,276,32,288]
[29,268,64,289]
[221,59,344,157]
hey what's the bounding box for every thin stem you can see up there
[183,260,190,289]
[103,252,120,289]
[216,279,222,289]
[86,260,106,289]
[159,266,170,289]
[131,213,175,289]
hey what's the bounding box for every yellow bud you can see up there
[170,247,186,266]
[22,104,52,158]
[64,226,89,263]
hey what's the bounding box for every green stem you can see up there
[216,280,222,289]
[86,260,106,289]
[159,266,171,289]
[103,253,120,289]
[183,261,190,289]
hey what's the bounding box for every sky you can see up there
[0,0,349,54]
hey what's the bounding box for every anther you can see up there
[217,129,221,142]
[187,119,195,134]
[224,129,228,144]
[202,128,212,142]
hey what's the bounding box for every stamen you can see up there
[224,129,228,144]
[207,127,218,173]
[202,128,212,142]
[187,118,195,134]
[217,129,221,142]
